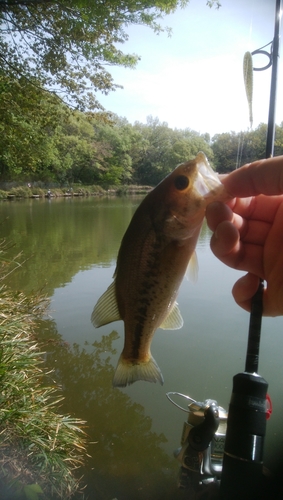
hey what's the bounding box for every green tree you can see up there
[274,122,283,157]
[211,131,244,173]
[0,75,108,183]
[243,123,267,163]
[0,73,70,180]
[51,111,104,185]
[211,123,283,174]
[0,0,193,111]
[131,116,213,185]
[92,115,137,186]
[53,113,139,187]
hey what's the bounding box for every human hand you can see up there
[206,156,283,316]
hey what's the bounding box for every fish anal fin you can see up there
[113,355,164,387]
[159,302,183,330]
[186,250,198,283]
[91,281,121,328]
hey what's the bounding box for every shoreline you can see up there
[1,185,153,201]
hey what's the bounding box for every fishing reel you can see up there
[167,393,227,493]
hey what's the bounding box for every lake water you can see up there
[1,196,283,499]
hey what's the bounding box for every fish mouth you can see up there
[194,152,223,197]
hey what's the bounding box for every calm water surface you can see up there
[1,197,283,499]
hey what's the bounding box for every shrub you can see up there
[8,187,31,198]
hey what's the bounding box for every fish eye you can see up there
[174,175,189,191]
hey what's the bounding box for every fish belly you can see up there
[113,233,194,387]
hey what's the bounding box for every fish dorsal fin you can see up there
[186,250,198,283]
[159,302,183,330]
[91,281,121,327]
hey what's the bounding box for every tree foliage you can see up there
[131,116,212,185]
[0,0,192,110]
[0,0,222,183]
[2,87,283,188]
[0,71,70,178]
[1,0,282,187]
[211,123,283,173]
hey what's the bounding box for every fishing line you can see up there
[235,131,245,169]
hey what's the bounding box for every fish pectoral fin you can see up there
[91,281,121,328]
[186,250,198,283]
[159,302,183,330]
[113,355,164,387]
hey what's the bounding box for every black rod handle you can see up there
[245,279,264,373]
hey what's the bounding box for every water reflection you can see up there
[38,320,187,499]
[0,197,141,293]
[1,197,283,497]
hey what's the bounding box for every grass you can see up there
[0,244,88,499]
[116,184,152,196]
[0,183,151,199]
[0,191,7,201]
[4,185,106,199]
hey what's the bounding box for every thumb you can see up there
[232,273,260,312]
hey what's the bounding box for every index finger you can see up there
[222,156,283,198]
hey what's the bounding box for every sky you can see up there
[96,0,283,136]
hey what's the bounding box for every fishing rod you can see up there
[219,1,282,498]
[168,2,282,499]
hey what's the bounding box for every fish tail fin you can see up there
[113,355,164,388]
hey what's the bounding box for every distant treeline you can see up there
[1,80,283,187]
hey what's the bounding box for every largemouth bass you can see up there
[92,152,229,388]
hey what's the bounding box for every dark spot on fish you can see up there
[144,270,154,278]
[140,282,156,294]
[135,315,145,325]
[194,199,202,208]
[140,297,151,306]
[174,175,189,191]
[138,306,148,317]
[132,323,144,357]
[141,281,149,289]
[152,241,161,250]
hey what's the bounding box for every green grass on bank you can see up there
[0,245,88,499]
[0,185,106,200]
[0,184,153,200]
